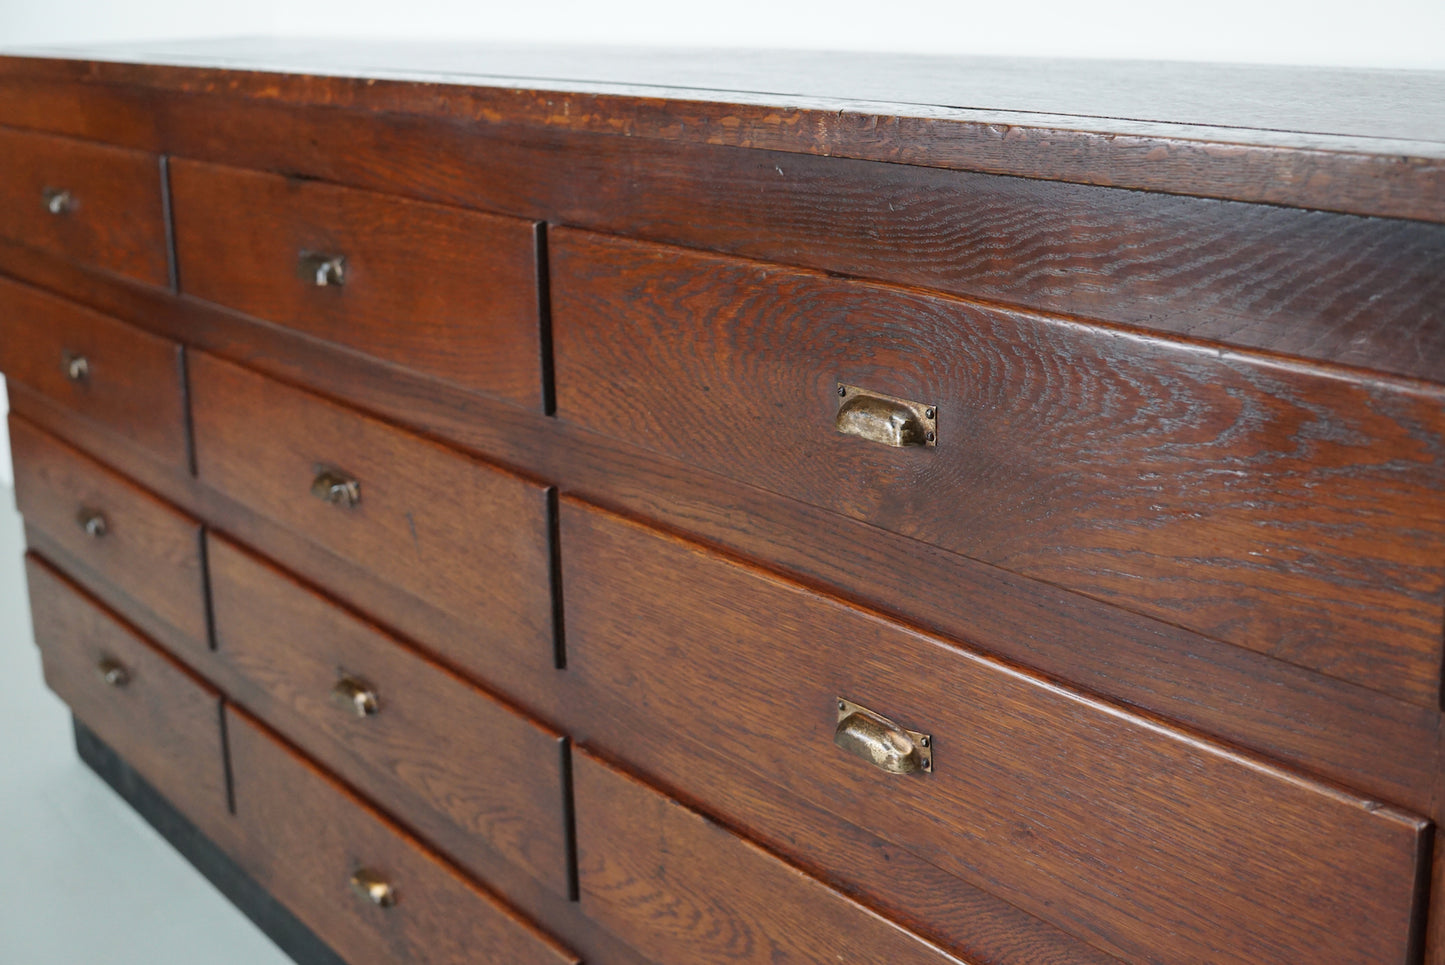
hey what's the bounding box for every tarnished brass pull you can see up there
[311,469,361,508]
[63,351,90,382]
[835,384,936,448]
[349,868,396,908]
[834,698,932,775]
[97,657,130,688]
[77,508,109,539]
[43,187,74,215]
[331,675,380,718]
[298,251,346,287]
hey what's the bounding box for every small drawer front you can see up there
[209,533,572,895]
[170,159,545,410]
[0,278,190,468]
[226,707,578,965]
[551,228,1445,707]
[561,500,1429,965]
[26,556,227,828]
[575,749,970,965]
[188,352,554,691]
[12,419,208,658]
[0,126,169,286]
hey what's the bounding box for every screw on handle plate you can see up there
[349,868,396,908]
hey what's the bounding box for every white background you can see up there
[1,0,1443,486]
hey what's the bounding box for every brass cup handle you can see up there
[311,469,361,508]
[298,251,346,287]
[63,351,90,382]
[97,657,130,688]
[835,384,937,448]
[349,868,396,908]
[833,698,932,775]
[331,675,380,718]
[77,508,109,539]
[43,187,75,215]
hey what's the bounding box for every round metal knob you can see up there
[43,188,74,215]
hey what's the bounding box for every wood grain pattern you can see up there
[225,707,578,965]
[208,533,572,896]
[574,748,972,965]
[25,555,228,834]
[169,159,546,411]
[0,276,189,467]
[188,351,555,698]
[561,498,1430,965]
[8,313,1438,818]
[553,228,1445,706]
[1,50,1444,224]
[11,417,209,657]
[0,124,169,286]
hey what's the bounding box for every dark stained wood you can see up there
[225,707,578,965]
[169,160,546,411]
[11,417,209,658]
[561,498,1431,965]
[573,748,973,965]
[0,124,169,286]
[0,275,190,467]
[25,555,228,836]
[208,533,572,897]
[0,46,1443,224]
[188,351,555,699]
[553,228,1445,706]
[10,329,1440,820]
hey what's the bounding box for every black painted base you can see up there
[73,716,346,965]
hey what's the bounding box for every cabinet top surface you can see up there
[2,37,1443,221]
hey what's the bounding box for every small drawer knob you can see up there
[835,384,937,448]
[63,351,90,383]
[97,657,130,688]
[311,469,361,508]
[298,251,346,287]
[331,675,380,718]
[833,698,932,775]
[77,508,109,539]
[349,868,396,908]
[43,187,75,215]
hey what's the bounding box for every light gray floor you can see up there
[0,487,292,965]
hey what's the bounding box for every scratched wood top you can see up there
[1,37,1442,221]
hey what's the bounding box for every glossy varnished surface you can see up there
[562,499,1431,965]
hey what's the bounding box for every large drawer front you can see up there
[26,556,227,829]
[11,419,209,658]
[170,160,546,410]
[551,228,1445,706]
[209,533,572,896]
[560,499,1430,965]
[0,278,191,468]
[226,707,578,965]
[574,749,971,965]
[0,126,169,286]
[188,352,555,691]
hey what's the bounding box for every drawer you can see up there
[574,749,969,965]
[170,159,545,410]
[26,555,227,830]
[12,419,209,658]
[209,533,572,895]
[0,277,190,468]
[550,228,1445,706]
[561,499,1430,965]
[188,352,554,691]
[0,126,169,286]
[226,707,578,965]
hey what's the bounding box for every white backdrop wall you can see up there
[0,0,1442,487]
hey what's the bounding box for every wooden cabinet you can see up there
[2,40,1443,965]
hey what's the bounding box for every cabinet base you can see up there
[72,715,344,965]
